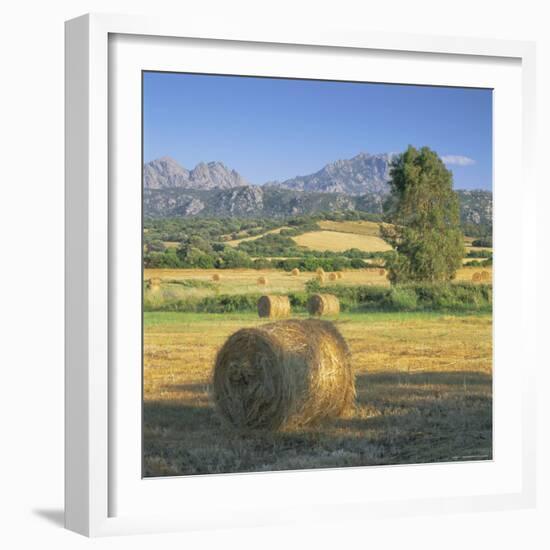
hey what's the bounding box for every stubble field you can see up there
[143,310,492,476]
[143,265,492,299]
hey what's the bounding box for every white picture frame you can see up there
[65,13,537,537]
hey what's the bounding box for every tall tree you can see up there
[381,146,464,283]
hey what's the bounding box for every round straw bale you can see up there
[291,268,300,276]
[258,295,291,318]
[316,272,326,283]
[315,267,325,275]
[212,319,355,430]
[336,272,343,279]
[257,276,268,285]
[472,272,482,282]
[307,293,340,316]
[148,277,162,290]
[480,270,491,281]
[328,272,337,281]
[212,273,221,282]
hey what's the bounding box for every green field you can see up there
[144,311,492,476]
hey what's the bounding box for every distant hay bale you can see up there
[291,268,300,276]
[328,272,337,281]
[472,272,482,282]
[212,319,355,430]
[378,268,385,276]
[258,295,291,318]
[212,273,221,282]
[336,272,343,279]
[148,277,161,291]
[315,267,325,275]
[257,276,268,286]
[316,272,326,283]
[307,293,340,316]
[480,270,491,281]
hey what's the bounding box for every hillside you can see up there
[143,154,492,235]
[144,185,492,233]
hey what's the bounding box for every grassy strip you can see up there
[144,282,492,314]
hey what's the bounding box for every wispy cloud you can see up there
[441,155,476,167]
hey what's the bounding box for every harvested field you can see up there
[144,311,492,476]
[293,230,393,253]
[144,266,492,298]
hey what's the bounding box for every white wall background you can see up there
[0,0,547,548]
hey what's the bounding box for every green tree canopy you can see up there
[381,146,464,283]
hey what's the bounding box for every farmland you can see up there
[293,230,392,252]
[143,215,493,476]
[144,310,492,476]
[144,264,492,297]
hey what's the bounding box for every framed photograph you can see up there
[65,13,537,537]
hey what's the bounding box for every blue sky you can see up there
[143,72,492,190]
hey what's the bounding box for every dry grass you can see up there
[293,230,392,253]
[143,310,492,476]
[143,266,492,297]
[318,219,389,236]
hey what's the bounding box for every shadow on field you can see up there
[143,369,493,476]
[356,370,491,389]
[144,400,215,432]
[328,370,492,462]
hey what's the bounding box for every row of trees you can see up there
[144,240,382,271]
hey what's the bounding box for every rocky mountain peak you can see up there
[266,151,397,196]
[143,157,248,190]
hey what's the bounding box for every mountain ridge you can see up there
[144,157,248,190]
[143,153,492,229]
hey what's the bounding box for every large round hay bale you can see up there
[291,268,300,276]
[212,273,221,282]
[472,272,482,282]
[480,270,491,281]
[307,293,340,316]
[257,276,268,286]
[212,319,355,430]
[328,272,337,281]
[258,295,291,318]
